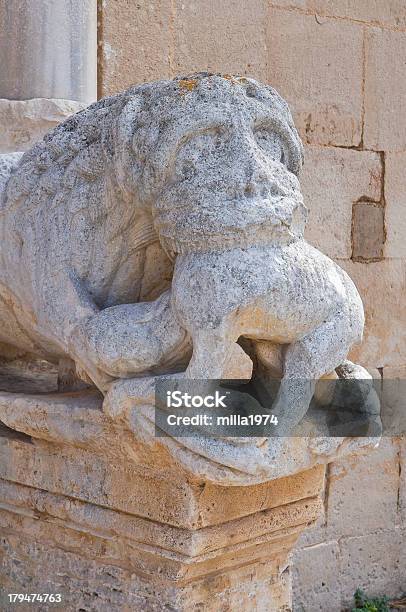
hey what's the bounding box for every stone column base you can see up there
[0,98,86,153]
[0,417,324,611]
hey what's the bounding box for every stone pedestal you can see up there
[0,447,323,611]
[0,389,326,611]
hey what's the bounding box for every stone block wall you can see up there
[98,2,406,608]
[97,0,406,607]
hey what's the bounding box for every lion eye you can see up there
[254,129,284,162]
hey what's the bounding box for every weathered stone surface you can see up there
[0,99,86,153]
[384,152,406,258]
[0,501,310,585]
[171,0,269,83]
[0,0,97,103]
[197,466,325,526]
[293,432,405,610]
[269,0,307,8]
[0,478,323,557]
[352,201,385,261]
[99,1,269,97]
[0,385,375,487]
[0,153,24,197]
[293,528,406,612]
[309,0,406,27]
[0,74,377,472]
[0,529,294,611]
[0,401,327,520]
[292,541,341,612]
[301,146,381,258]
[326,438,400,538]
[267,8,363,146]
[340,259,406,367]
[294,500,326,548]
[98,0,172,96]
[270,0,406,27]
[400,435,406,524]
[339,529,405,608]
[0,459,324,611]
[364,27,406,151]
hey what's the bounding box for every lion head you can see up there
[114,72,307,258]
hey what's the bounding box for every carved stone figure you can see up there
[0,73,374,437]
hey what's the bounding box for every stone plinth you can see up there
[0,98,86,153]
[0,377,377,610]
[0,393,325,611]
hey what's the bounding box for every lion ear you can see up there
[110,95,144,203]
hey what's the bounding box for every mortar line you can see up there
[323,463,331,527]
[168,0,176,78]
[396,437,402,515]
[268,3,406,34]
[96,0,104,100]
[360,26,366,148]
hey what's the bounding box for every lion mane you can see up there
[1,73,304,317]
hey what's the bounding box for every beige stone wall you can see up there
[98,1,405,609]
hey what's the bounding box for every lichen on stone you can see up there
[178,78,198,92]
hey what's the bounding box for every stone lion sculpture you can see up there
[0,73,369,431]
